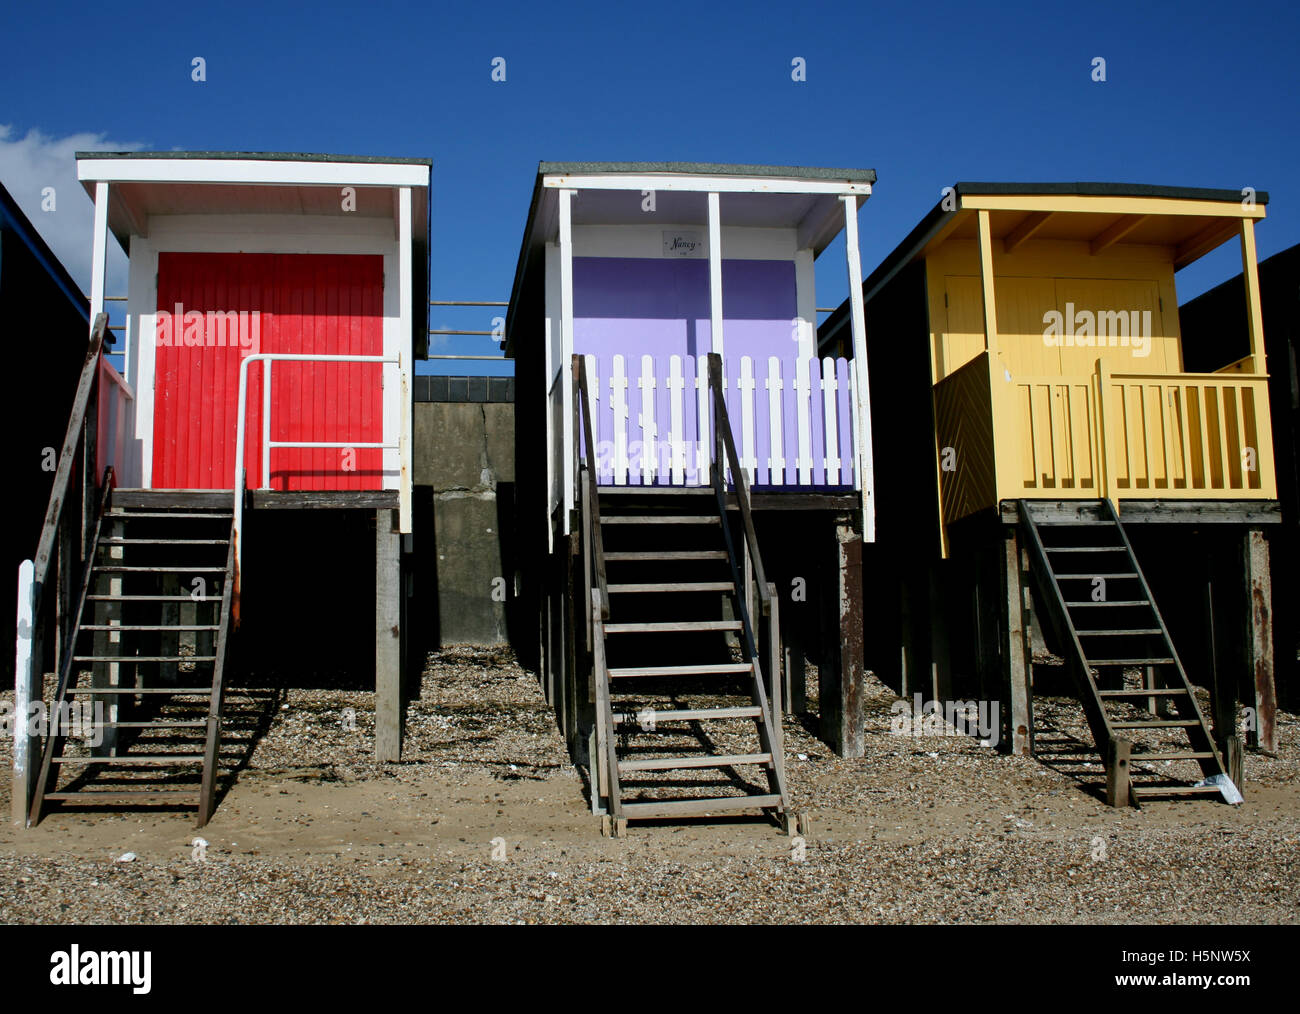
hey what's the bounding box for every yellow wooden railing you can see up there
[934,351,1277,530]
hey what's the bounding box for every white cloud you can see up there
[0,124,145,298]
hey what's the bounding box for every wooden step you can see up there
[1130,751,1216,761]
[1065,600,1151,607]
[80,625,221,632]
[1077,628,1164,636]
[604,620,741,634]
[94,565,227,573]
[609,663,753,678]
[1055,572,1140,580]
[608,582,732,594]
[618,752,772,773]
[104,721,208,729]
[44,790,198,802]
[107,511,231,519]
[1110,719,1200,729]
[65,687,213,695]
[100,538,229,545]
[1088,657,1175,666]
[1046,546,1126,553]
[619,794,782,818]
[72,655,217,663]
[603,515,720,525]
[87,595,212,602]
[604,551,727,561]
[1129,784,1223,799]
[1098,688,1188,697]
[53,755,204,765]
[611,706,762,725]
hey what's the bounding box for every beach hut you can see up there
[15,152,430,827]
[1180,242,1298,729]
[820,182,1279,805]
[505,162,876,830]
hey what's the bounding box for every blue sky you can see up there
[2,0,1297,376]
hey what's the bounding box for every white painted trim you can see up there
[794,247,816,363]
[708,193,724,358]
[572,223,795,260]
[397,185,413,533]
[90,182,109,332]
[842,196,875,540]
[544,174,871,197]
[78,158,429,188]
[558,189,576,532]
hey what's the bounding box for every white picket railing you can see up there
[577,353,859,489]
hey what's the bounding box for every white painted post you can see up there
[795,359,813,486]
[708,192,724,359]
[739,356,757,485]
[766,357,785,484]
[89,182,108,335]
[397,185,414,533]
[696,356,710,486]
[558,188,576,527]
[611,355,629,485]
[12,560,35,827]
[584,354,600,479]
[261,359,272,489]
[823,356,841,484]
[639,354,656,484]
[842,195,875,540]
[668,355,685,485]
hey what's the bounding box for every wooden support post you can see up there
[1105,738,1131,808]
[1239,219,1267,376]
[375,508,402,762]
[1244,529,1276,753]
[782,593,807,716]
[999,526,1033,756]
[976,208,1000,355]
[819,523,864,758]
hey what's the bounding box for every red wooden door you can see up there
[152,252,385,490]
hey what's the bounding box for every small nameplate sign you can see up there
[662,231,705,258]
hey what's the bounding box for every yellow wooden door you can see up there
[940,275,986,379]
[1054,278,1174,375]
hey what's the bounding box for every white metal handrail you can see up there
[233,353,398,582]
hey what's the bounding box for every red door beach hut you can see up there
[14,152,429,827]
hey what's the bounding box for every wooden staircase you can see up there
[29,488,237,827]
[574,353,790,833]
[594,491,789,827]
[1019,498,1234,805]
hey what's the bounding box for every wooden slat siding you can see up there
[932,352,998,526]
[153,253,383,491]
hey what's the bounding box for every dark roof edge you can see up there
[75,151,433,166]
[539,161,876,184]
[957,181,1268,205]
[0,182,90,322]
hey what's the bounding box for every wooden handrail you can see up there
[31,313,109,610]
[707,354,771,617]
[573,355,609,621]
